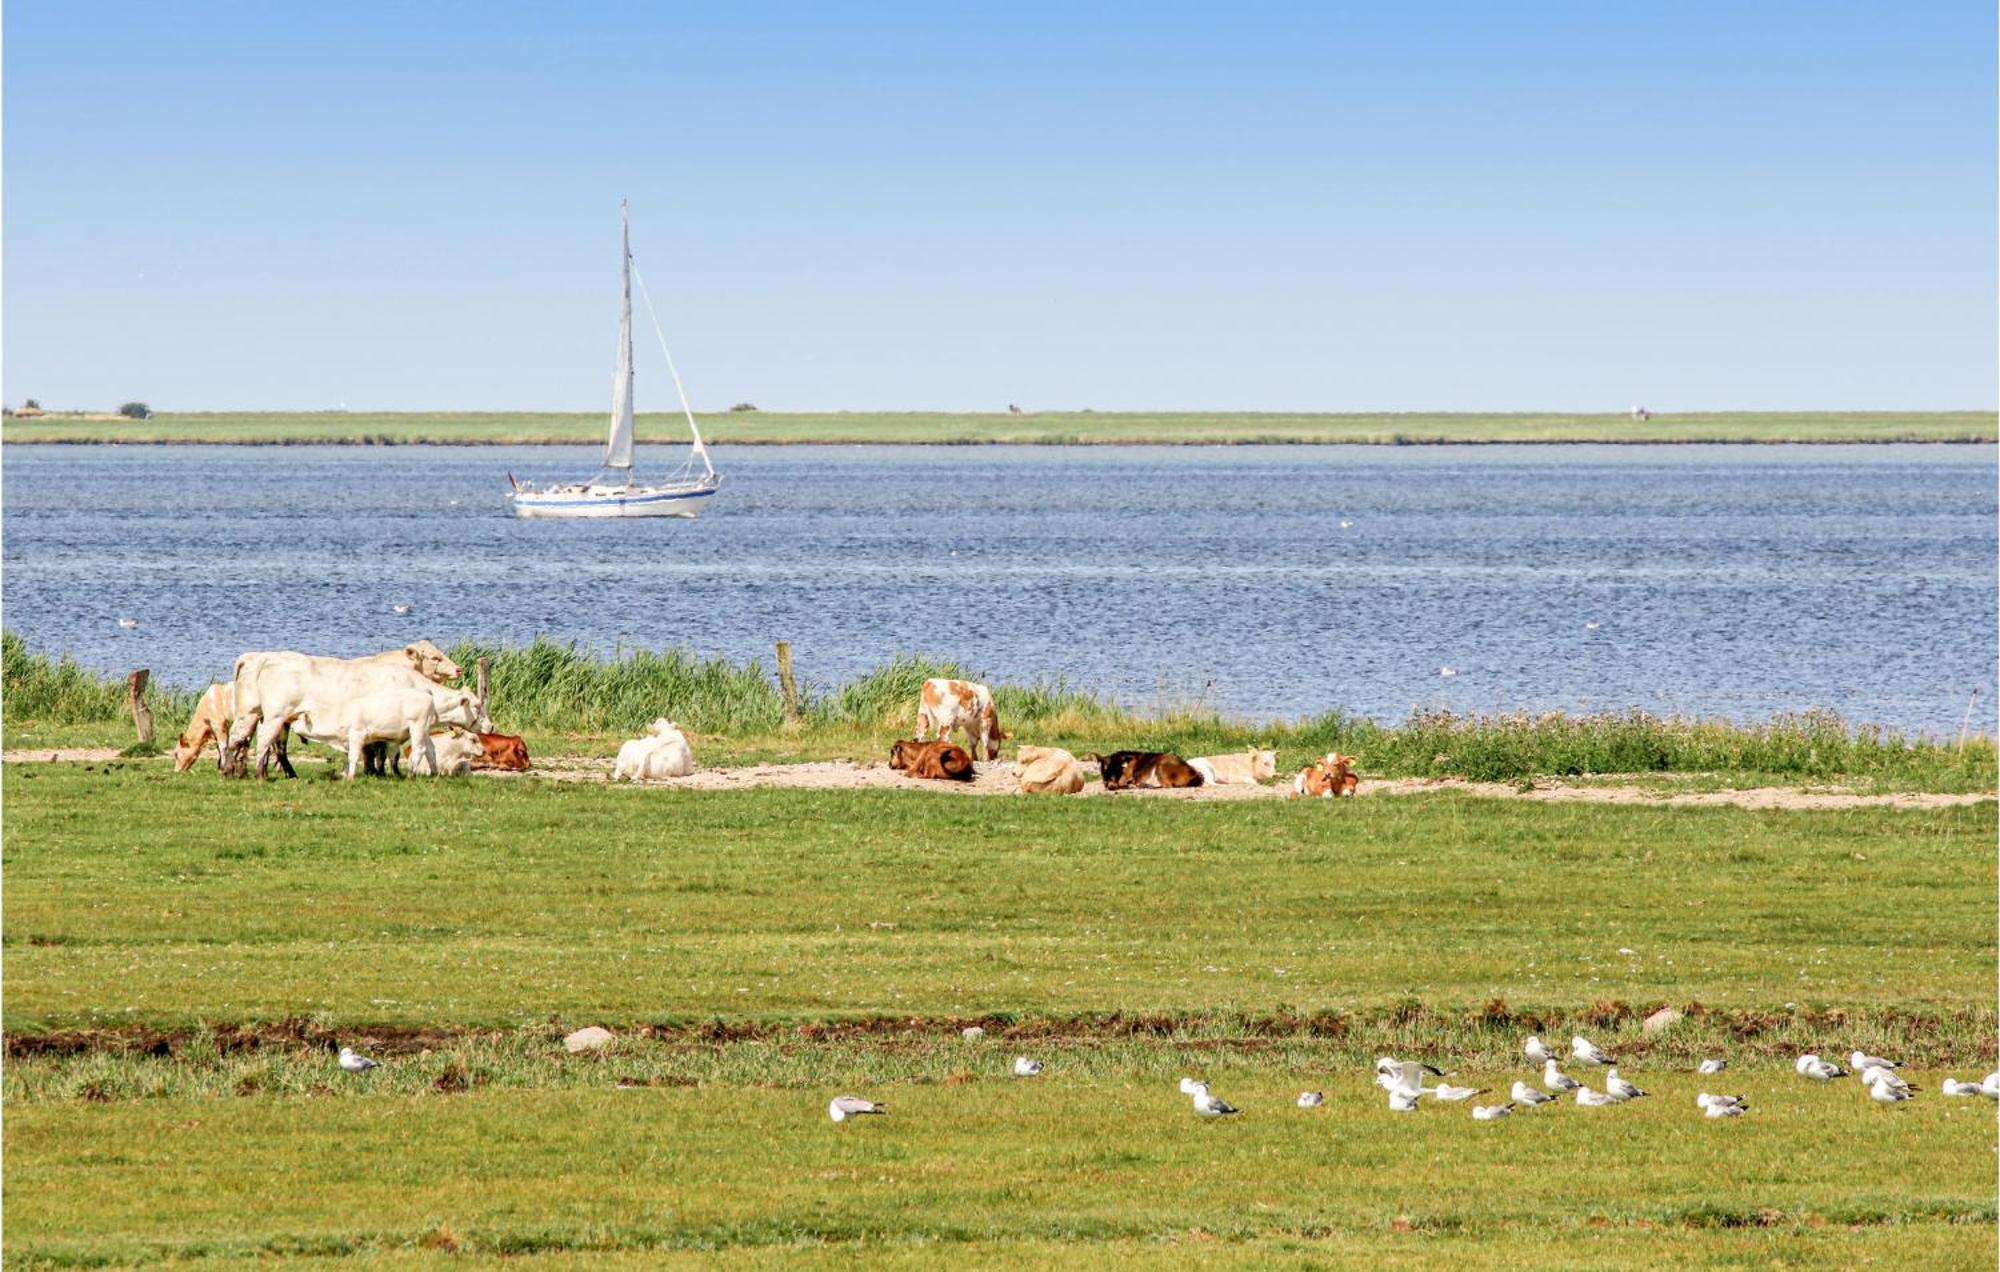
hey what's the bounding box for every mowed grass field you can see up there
[3,408,1995,446]
[3,760,1995,1266]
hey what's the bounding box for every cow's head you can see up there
[1248,748,1278,780]
[404,640,463,683]
[172,731,204,773]
[889,739,916,772]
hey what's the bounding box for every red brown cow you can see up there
[1291,753,1359,798]
[472,733,531,771]
[890,737,975,782]
[1093,750,1204,791]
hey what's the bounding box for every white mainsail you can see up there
[605,201,636,471]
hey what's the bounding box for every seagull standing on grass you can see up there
[1575,1087,1618,1107]
[1387,1084,1428,1112]
[1860,1067,1916,1093]
[1510,1081,1558,1107]
[1697,1093,1748,1112]
[338,1046,380,1073]
[1704,1101,1747,1118]
[1013,1056,1043,1077]
[1542,1060,1582,1093]
[1849,1050,1899,1073]
[1297,1091,1325,1108]
[1524,1036,1554,1065]
[1178,1077,1204,1095]
[1697,1058,1727,1074]
[1571,1035,1613,1065]
[1796,1054,1847,1082]
[1605,1068,1647,1100]
[828,1095,886,1122]
[1471,1103,1515,1120]
[1428,1081,1490,1102]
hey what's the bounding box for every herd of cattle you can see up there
[175,657,1358,797]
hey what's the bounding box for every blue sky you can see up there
[5,3,1994,411]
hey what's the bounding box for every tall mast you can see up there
[604,200,636,472]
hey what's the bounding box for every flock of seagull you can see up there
[334,1034,1998,1124]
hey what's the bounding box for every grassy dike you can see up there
[3,408,1995,446]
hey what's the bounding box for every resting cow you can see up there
[1014,745,1084,795]
[1188,748,1278,786]
[890,737,975,782]
[471,732,531,771]
[1291,753,1359,798]
[917,678,1006,761]
[1094,750,1204,791]
[226,640,471,779]
[372,731,529,777]
[614,719,695,781]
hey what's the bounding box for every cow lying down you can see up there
[1291,753,1359,798]
[1015,745,1084,794]
[890,738,975,781]
[1094,750,1204,791]
[367,731,531,777]
[1189,748,1278,785]
[615,719,696,781]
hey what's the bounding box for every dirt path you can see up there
[6,748,1987,810]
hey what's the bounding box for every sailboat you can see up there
[511,202,720,518]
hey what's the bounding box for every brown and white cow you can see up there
[1188,748,1279,786]
[890,737,975,782]
[1015,745,1084,795]
[917,678,1005,761]
[471,732,531,771]
[1093,750,1204,792]
[1290,753,1359,798]
[174,682,295,776]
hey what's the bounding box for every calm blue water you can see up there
[4,443,1994,733]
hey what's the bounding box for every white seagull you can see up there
[1428,1081,1490,1102]
[1438,667,1457,678]
[1570,1035,1613,1065]
[1387,1084,1427,1112]
[1575,1086,1618,1107]
[828,1095,886,1122]
[1178,1077,1204,1095]
[1981,1072,2000,1099]
[1542,1059,1582,1093]
[1861,1068,1915,1093]
[1696,1092,1748,1112]
[1376,1059,1445,1092]
[1510,1080,1558,1107]
[1605,1068,1647,1100]
[1940,1078,1984,1098]
[1297,1091,1325,1108]
[117,617,139,629]
[1697,1058,1727,1074]
[1471,1103,1515,1120]
[1524,1036,1554,1065]
[390,603,413,616]
[1865,1074,1915,1106]
[1012,1056,1043,1077]
[1849,1050,1898,1073]
[337,1046,379,1073]
[1704,1101,1747,1118]
[1189,1083,1240,1118]
[1796,1054,1847,1082]
[1584,621,1602,631]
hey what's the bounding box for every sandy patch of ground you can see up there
[2,748,126,764]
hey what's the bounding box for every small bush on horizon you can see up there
[117,402,152,419]
[728,402,758,412]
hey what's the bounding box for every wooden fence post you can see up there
[128,669,154,745]
[775,641,799,725]
[475,657,491,727]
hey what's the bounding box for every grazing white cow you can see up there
[917,678,1005,761]
[228,641,471,779]
[1188,748,1278,785]
[614,719,696,781]
[286,684,481,779]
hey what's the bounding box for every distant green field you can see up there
[3,409,1994,446]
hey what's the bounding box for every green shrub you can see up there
[117,402,152,420]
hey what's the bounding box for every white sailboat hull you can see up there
[512,478,719,519]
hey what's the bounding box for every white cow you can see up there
[614,718,696,781]
[1188,749,1279,785]
[228,641,473,779]
[286,683,481,779]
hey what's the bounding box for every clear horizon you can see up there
[6,3,1995,413]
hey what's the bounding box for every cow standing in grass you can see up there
[917,678,1006,761]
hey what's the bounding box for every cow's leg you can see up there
[344,733,364,780]
[915,706,933,743]
[275,723,297,779]
[410,724,436,777]
[254,719,281,781]
[222,711,258,778]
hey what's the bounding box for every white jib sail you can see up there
[604,201,636,472]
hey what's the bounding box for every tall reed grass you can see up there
[4,631,1991,787]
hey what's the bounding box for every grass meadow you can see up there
[2,754,1995,1266]
[3,408,1995,446]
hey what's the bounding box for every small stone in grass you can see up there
[962,1026,986,1041]
[1642,1007,1683,1036]
[563,1026,617,1054]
